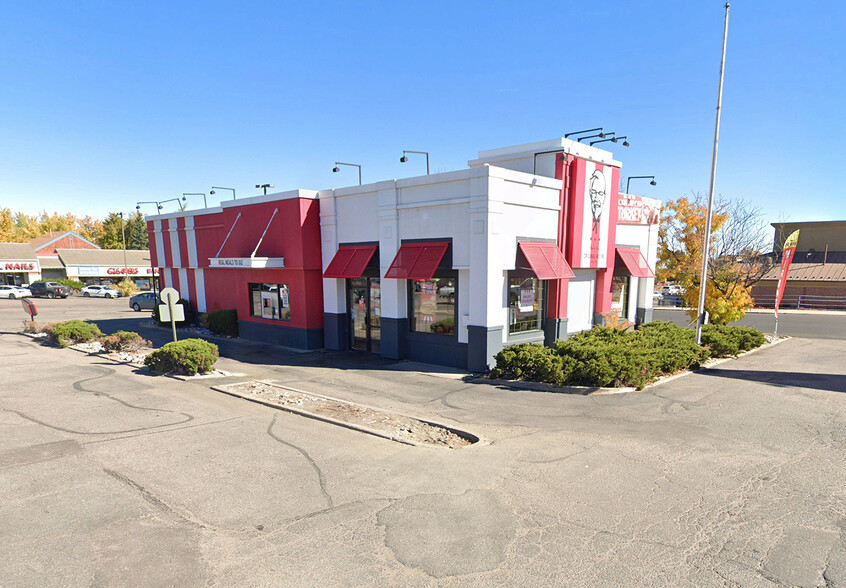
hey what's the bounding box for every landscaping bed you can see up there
[215,380,476,449]
[490,322,769,391]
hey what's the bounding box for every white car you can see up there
[0,285,32,299]
[81,285,122,298]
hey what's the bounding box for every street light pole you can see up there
[118,212,128,276]
[696,2,731,345]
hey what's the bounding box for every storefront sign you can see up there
[568,159,618,269]
[3,261,38,272]
[617,195,661,225]
[74,266,157,277]
[209,257,285,268]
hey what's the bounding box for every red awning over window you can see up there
[518,242,576,280]
[323,245,378,279]
[615,247,655,278]
[384,242,450,280]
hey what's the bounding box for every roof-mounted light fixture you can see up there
[255,184,274,195]
[332,162,362,185]
[625,175,657,193]
[400,150,429,175]
[182,192,207,207]
[210,186,236,200]
[565,127,605,139]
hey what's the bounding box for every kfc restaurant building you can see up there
[147,138,659,371]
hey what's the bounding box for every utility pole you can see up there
[119,212,128,275]
[696,2,731,345]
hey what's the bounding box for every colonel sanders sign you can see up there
[589,170,606,227]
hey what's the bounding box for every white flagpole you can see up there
[696,3,731,345]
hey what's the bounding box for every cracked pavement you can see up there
[1,299,845,586]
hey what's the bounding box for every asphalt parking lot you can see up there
[1,297,845,586]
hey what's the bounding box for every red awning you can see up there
[384,242,449,280]
[323,245,378,279]
[616,247,655,278]
[517,242,576,280]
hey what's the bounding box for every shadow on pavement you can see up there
[699,368,846,393]
[92,317,458,377]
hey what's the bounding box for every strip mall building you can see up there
[146,138,660,371]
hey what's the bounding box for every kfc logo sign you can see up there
[107,267,140,275]
[5,262,35,271]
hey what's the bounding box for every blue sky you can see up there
[1,1,844,225]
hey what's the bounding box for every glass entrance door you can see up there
[348,277,381,353]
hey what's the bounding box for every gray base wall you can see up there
[467,325,503,373]
[323,312,349,350]
[238,320,324,350]
[636,307,653,325]
[544,318,569,345]
[380,317,408,360]
[383,317,467,368]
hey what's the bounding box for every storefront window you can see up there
[410,276,456,335]
[249,283,291,321]
[508,273,545,334]
[611,275,628,314]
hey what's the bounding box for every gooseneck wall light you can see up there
[136,200,163,213]
[182,192,207,208]
[625,175,657,194]
[400,150,429,175]
[332,162,362,185]
[210,186,236,200]
[565,127,605,139]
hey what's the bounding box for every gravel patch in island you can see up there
[217,380,474,449]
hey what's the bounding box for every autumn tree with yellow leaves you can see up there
[658,195,774,324]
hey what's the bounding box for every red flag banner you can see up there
[774,230,800,319]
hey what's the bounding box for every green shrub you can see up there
[153,297,192,328]
[144,338,219,375]
[701,324,765,357]
[51,320,102,348]
[490,343,576,386]
[205,309,239,337]
[430,317,455,334]
[490,322,766,391]
[100,330,151,352]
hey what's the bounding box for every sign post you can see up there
[159,287,182,343]
[774,229,800,337]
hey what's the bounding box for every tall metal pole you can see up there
[119,212,128,275]
[696,2,731,345]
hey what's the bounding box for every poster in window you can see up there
[520,287,534,312]
[261,291,278,319]
[420,282,437,323]
[281,288,289,308]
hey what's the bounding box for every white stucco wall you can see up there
[319,166,562,345]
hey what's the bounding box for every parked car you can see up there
[81,285,122,298]
[129,291,157,312]
[0,285,31,299]
[28,281,71,299]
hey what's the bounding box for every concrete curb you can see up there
[211,381,482,450]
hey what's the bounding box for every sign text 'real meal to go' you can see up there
[208,257,286,269]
